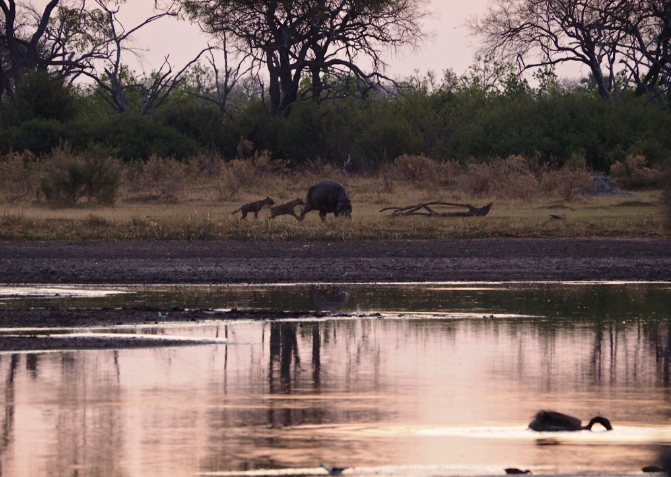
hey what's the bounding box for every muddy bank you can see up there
[0,307,351,329]
[1,238,671,284]
[0,308,368,351]
[1,238,670,350]
[0,335,217,352]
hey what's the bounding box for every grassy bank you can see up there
[0,152,667,241]
[0,202,666,241]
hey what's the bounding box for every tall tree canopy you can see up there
[614,0,671,107]
[1,0,206,116]
[1,0,86,97]
[180,0,428,117]
[471,0,671,108]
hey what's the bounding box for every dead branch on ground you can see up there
[380,201,493,218]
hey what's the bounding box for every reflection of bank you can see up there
[309,290,351,311]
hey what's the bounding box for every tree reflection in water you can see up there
[0,354,19,475]
[312,324,321,388]
[269,323,301,394]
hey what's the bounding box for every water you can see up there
[0,282,670,477]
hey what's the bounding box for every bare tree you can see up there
[76,0,210,115]
[186,33,255,118]
[181,0,428,117]
[470,0,635,102]
[1,0,60,95]
[1,0,210,115]
[137,51,211,116]
[472,0,671,107]
[608,0,671,108]
[0,0,108,99]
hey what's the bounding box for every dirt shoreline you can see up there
[1,238,670,351]
[1,238,670,284]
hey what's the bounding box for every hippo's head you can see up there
[337,199,352,218]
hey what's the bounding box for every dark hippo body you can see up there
[298,180,352,221]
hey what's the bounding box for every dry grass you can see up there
[610,155,668,189]
[0,153,668,241]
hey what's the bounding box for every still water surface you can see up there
[0,282,670,477]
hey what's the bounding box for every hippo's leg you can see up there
[334,211,339,217]
[319,210,327,221]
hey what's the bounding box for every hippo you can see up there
[298,180,352,221]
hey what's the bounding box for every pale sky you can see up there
[30,0,583,82]
[114,0,490,78]
[26,0,490,79]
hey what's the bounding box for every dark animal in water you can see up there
[269,198,304,220]
[320,464,348,475]
[232,197,275,219]
[505,469,531,474]
[642,466,664,473]
[528,410,613,432]
[298,180,352,221]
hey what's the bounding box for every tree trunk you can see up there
[265,47,300,117]
[277,48,298,117]
[266,51,282,116]
[311,66,323,102]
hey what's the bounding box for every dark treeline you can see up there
[1,0,671,173]
[2,65,671,172]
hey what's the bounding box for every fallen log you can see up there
[380,201,493,218]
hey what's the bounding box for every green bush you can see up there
[1,119,67,156]
[1,70,80,125]
[2,67,671,173]
[91,115,202,161]
[1,115,202,161]
[156,102,228,149]
[277,101,332,164]
[354,109,423,164]
[39,145,122,207]
[222,100,282,159]
[664,172,671,229]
